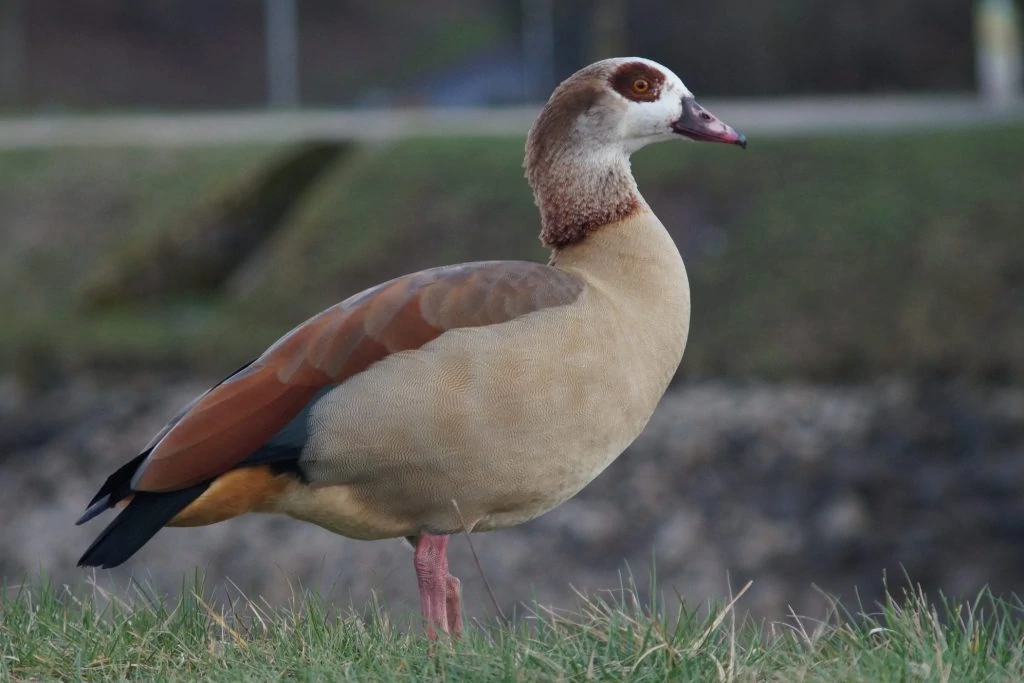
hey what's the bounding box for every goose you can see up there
[77,57,745,638]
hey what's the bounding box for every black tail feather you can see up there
[77,483,209,569]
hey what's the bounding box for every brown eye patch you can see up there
[609,62,665,102]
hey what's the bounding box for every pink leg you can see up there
[414,532,462,638]
[445,575,463,636]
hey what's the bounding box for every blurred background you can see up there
[1,0,1023,624]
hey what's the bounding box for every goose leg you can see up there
[445,574,463,635]
[413,532,463,638]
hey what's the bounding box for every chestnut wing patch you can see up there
[129,261,584,493]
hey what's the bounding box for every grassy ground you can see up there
[0,145,280,382]
[2,123,1023,382]
[2,577,1022,681]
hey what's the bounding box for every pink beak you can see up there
[671,98,747,149]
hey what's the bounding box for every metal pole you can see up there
[590,0,627,61]
[0,0,25,107]
[522,0,555,101]
[975,0,1023,109]
[264,0,300,108]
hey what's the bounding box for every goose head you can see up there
[526,57,745,249]
[526,57,745,167]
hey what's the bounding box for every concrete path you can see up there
[0,95,1021,148]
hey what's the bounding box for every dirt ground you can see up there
[3,373,1022,624]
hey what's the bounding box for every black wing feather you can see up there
[76,360,256,525]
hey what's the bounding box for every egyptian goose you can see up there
[77,57,745,637]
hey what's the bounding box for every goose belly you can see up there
[293,302,680,537]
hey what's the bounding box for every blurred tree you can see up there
[632,0,974,95]
[6,0,980,109]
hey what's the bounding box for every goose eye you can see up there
[632,79,650,94]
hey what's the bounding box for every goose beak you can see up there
[671,98,747,149]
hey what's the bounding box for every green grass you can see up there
[2,124,1023,381]
[3,577,1023,681]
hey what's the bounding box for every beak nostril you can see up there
[699,112,712,121]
